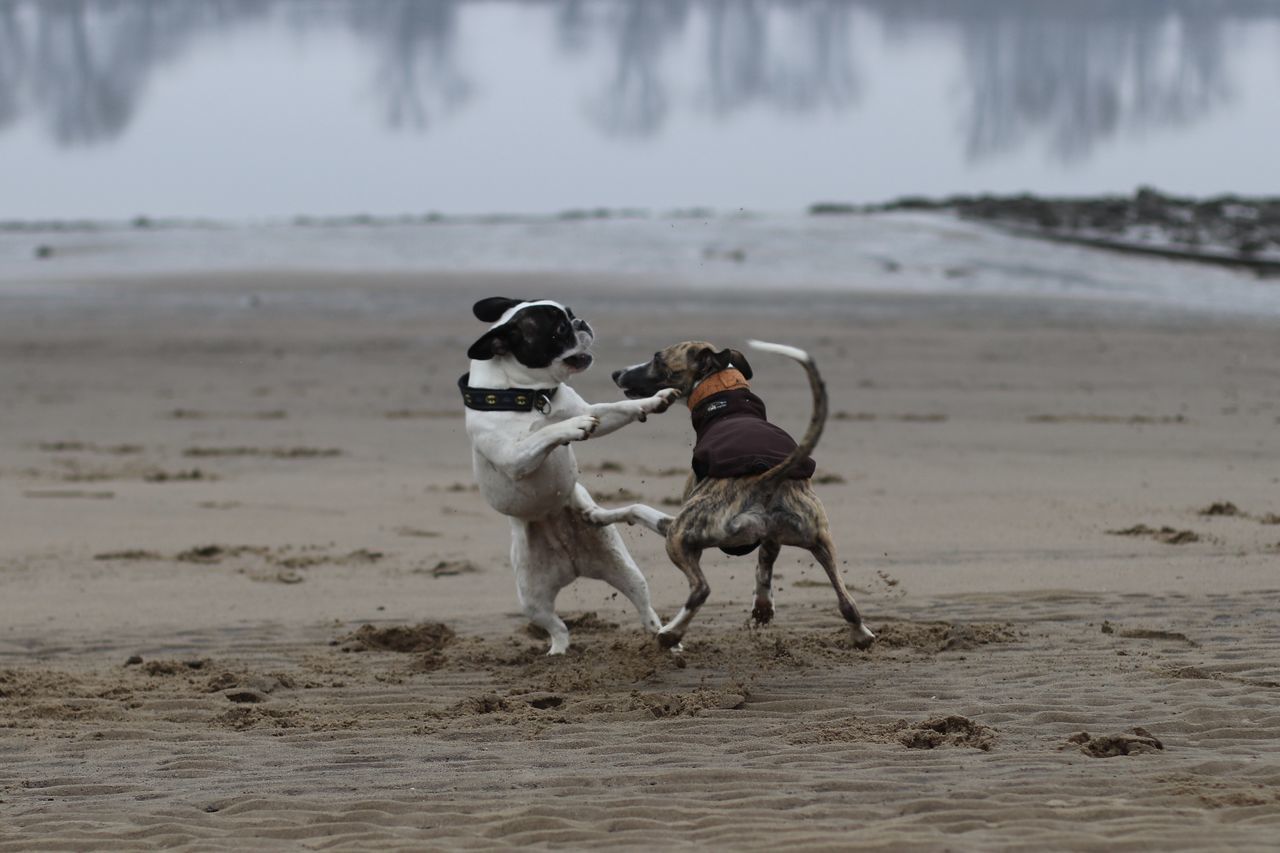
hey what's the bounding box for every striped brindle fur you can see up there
[591,340,876,650]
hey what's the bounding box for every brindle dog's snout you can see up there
[611,368,624,383]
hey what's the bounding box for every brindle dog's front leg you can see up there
[657,536,709,648]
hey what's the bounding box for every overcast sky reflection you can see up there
[1,0,1277,220]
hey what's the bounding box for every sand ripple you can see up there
[2,590,1279,849]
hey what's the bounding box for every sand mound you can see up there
[422,558,480,577]
[1067,728,1164,758]
[341,622,456,653]
[1108,524,1201,544]
[900,715,996,751]
[622,688,747,718]
[93,549,163,561]
[204,670,295,694]
[174,545,270,564]
[793,713,996,750]
[141,659,210,676]
[867,620,1019,652]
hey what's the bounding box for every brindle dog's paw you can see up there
[850,624,876,650]
[751,601,774,625]
[656,630,683,650]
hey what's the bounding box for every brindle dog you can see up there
[588,339,876,650]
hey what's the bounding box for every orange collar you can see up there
[687,368,750,410]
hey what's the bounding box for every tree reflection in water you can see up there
[877,0,1237,161]
[345,0,471,131]
[0,0,1272,161]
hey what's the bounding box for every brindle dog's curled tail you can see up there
[746,339,827,488]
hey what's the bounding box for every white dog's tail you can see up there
[746,340,828,487]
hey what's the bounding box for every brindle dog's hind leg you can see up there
[657,537,709,648]
[751,540,781,624]
[809,531,876,649]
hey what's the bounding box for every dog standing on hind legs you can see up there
[460,297,679,654]
[591,339,876,650]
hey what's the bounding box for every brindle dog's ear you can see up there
[467,324,516,360]
[707,347,752,379]
[693,346,753,379]
[725,348,752,379]
[691,346,719,378]
[473,297,529,323]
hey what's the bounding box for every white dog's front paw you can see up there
[557,414,599,444]
[637,388,680,421]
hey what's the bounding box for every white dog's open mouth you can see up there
[562,352,593,372]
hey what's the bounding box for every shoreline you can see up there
[6,267,1279,331]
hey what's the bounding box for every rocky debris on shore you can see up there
[813,188,1280,272]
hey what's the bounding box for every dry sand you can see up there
[2,272,1279,850]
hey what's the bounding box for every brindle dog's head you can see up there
[612,341,753,399]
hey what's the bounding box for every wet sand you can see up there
[2,272,1279,849]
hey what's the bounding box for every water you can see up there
[6,212,1280,321]
[2,0,1279,221]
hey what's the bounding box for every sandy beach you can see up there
[2,266,1280,850]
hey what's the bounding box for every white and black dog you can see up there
[460,297,679,654]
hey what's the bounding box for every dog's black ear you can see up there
[692,346,753,379]
[725,348,752,379]
[467,325,516,360]
[473,297,528,323]
[709,347,753,379]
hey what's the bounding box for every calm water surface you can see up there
[1,0,1279,220]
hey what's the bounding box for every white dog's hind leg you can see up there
[586,503,672,536]
[577,487,673,536]
[511,520,572,655]
[521,588,570,655]
[570,487,662,633]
